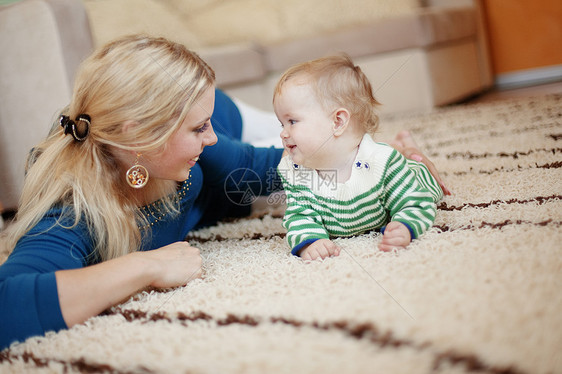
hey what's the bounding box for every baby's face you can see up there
[274,80,336,168]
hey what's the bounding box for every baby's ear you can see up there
[332,108,350,137]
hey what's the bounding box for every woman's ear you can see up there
[332,108,351,137]
[117,121,142,164]
[121,120,139,134]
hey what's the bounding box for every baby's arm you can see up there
[298,239,341,261]
[278,157,335,260]
[379,221,411,252]
[380,149,437,251]
[389,130,451,195]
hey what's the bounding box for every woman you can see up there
[0,35,447,349]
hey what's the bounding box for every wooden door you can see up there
[481,0,562,86]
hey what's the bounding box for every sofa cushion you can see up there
[263,13,422,72]
[417,6,477,46]
[84,0,202,48]
[264,6,476,72]
[198,43,267,86]
[154,0,422,47]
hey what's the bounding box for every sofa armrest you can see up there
[0,0,93,210]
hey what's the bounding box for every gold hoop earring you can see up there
[126,153,149,188]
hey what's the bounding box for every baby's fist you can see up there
[299,239,341,260]
[379,221,411,252]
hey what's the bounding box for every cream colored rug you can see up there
[1,94,561,373]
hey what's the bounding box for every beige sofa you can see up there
[208,4,493,114]
[84,0,492,114]
[0,0,492,212]
[0,0,93,212]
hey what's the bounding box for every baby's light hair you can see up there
[273,54,380,134]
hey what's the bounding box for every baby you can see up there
[274,54,444,260]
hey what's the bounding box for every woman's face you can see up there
[143,86,218,182]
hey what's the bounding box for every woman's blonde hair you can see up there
[1,35,215,261]
[273,54,380,134]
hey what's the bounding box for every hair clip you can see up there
[60,114,91,142]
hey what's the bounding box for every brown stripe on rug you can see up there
[445,148,562,160]
[0,350,155,374]
[451,161,562,176]
[438,195,561,210]
[98,308,528,374]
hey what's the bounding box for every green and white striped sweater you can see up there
[277,134,443,254]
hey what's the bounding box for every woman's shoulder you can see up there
[29,205,82,231]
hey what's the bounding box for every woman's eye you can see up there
[195,122,210,133]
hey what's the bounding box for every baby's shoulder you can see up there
[360,138,397,164]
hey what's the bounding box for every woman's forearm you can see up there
[55,242,202,327]
[55,251,155,327]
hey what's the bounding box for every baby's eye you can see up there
[288,119,297,125]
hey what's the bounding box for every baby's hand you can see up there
[379,221,411,252]
[299,239,341,261]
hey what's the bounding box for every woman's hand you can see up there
[390,131,451,195]
[142,241,203,289]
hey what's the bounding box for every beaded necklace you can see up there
[138,174,192,228]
